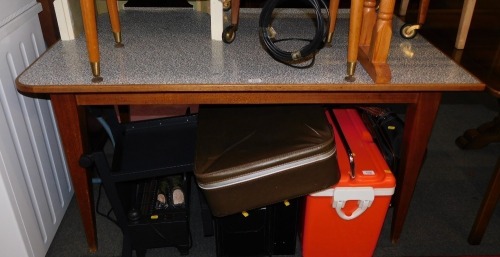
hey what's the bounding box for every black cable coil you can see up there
[259,0,330,67]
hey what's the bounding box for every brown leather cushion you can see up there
[194,105,340,216]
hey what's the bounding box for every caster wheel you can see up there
[222,25,237,44]
[400,23,419,39]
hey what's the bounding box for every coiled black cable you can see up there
[259,0,330,67]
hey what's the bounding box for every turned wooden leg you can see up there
[468,157,500,245]
[345,0,363,82]
[80,0,102,82]
[369,0,396,63]
[106,0,123,47]
[359,0,377,47]
[358,0,395,83]
[327,0,340,44]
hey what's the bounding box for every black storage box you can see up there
[126,174,191,254]
[215,198,301,257]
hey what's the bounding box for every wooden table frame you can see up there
[44,89,440,251]
[18,3,484,253]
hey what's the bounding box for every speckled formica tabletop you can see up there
[17,8,483,92]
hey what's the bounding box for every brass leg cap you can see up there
[345,61,356,82]
[113,32,124,48]
[344,75,356,82]
[326,33,334,45]
[90,62,103,83]
[92,76,103,83]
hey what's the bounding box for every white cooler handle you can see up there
[332,187,375,220]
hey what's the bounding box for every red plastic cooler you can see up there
[301,109,396,257]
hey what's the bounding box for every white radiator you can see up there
[0,1,73,257]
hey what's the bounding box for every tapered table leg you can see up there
[107,0,123,47]
[327,0,340,44]
[391,92,442,243]
[51,94,97,252]
[345,0,363,82]
[80,0,102,82]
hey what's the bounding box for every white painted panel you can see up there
[0,2,73,257]
[210,0,223,41]
[0,0,35,26]
[0,90,33,257]
[53,0,83,40]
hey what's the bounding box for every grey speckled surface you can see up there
[18,8,480,87]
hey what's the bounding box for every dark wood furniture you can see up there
[37,0,60,47]
[15,9,484,252]
[463,83,500,244]
[469,156,500,244]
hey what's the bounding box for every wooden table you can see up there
[16,8,484,252]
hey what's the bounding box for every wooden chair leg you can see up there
[398,0,410,16]
[345,0,363,82]
[455,0,476,49]
[327,0,340,44]
[416,0,430,26]
[359,0,377,47]
[468,156,500,245]
[106,0,123,47]
[230,0,240,27]
[357,0,395,84]
[80,0,102,82]
[80,0,122,82]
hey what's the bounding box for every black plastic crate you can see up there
[214,198,301,257]
[126,174,191,254]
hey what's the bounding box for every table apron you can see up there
[74,92,421,105]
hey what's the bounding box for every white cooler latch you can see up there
[332,187,375,220]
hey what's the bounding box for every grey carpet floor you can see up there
[45,90,500,257]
